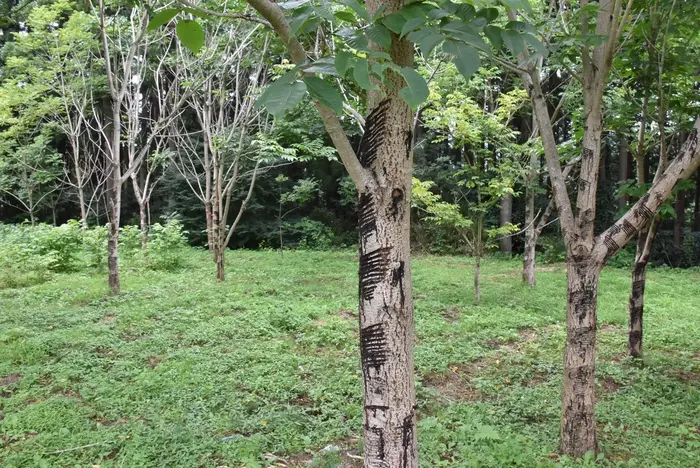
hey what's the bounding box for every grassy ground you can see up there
[1,249,699,467]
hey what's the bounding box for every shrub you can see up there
[82,224,109,271]
[285,218,335,250]
[144,218,188,270]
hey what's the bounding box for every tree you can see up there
[91,0,190,292]
[504,1,700,456]
[421,66,523,302]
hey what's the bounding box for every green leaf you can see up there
[176,20,205,53]
[477,7,499,23]
[400,17,426,38]
[500,0,533,15]
[441,21,490,53]
[303,77,343,114]
[334,10,356,22]
[382,13,406,34]
[371,4,387,22]
[398,67,429,109]
[443,40,480,80]
[340,0,371,22]
[257,77,307,117]
[523,33,548,57]
[352,58,377,90]
[484,25,503,50]
[279,0,310,9]
[335,51,353,76]
[304,59,339,76]
[407,28,444,57]
[502,29,525,56]
[148,8,179,31]
[366,24,392,49]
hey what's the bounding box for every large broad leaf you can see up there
[441,21,490,53]
[400,17,426,38]
[366,24,392,50]
[407,28,445,57]
[335,51,353,76]
[523,33,548,57]
[398,67,429,109]
[148,8,179,31]
[257,75,307,117]
[502,29,526,56]
[382,12,407,34]
[303,77,343,114]
[443,40,480,80]
[304,58,339,76]
[339,0,371,22]
[484,25,503,50]
[500,0,533,14]
[176,20,205,53]
[352,58,377,90]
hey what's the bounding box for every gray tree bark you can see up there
[245,0,418,463]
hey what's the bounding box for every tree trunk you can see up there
[628,219,658,358]
[474,215,483,303]
[78,185,88,231]
[106,163,121,295]
[560,259,600,457]
[693,170,700,231]
[205,200,213,250]
[522,186,536,286]
[139,202,148,249]
[215,248,224,282]
[499,193,513,253]
[357,97,417,466]
[673,190,685,250]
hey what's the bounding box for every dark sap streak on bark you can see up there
[583,147,594,160]
[358,192,377,241]
[568,325,596,358]
[359,247,391,301]
[569,287,596,320]
[390,188,404,220]
[402,412,414,468]
[360,323,388,371]
[391,260,405,307]
[358,99,391,168]
[404,129,412,159]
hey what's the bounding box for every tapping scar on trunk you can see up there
[365,426,386,462]
[633,194,654,221]
[583,147,594,160]
[358,99,391,168]
[361,323,388,371]
[358,192,377,241]
[359,247,391,301]
[402,412,414,468]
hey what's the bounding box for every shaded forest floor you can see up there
[1,250,699,467]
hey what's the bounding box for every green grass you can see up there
[1,249,699,467]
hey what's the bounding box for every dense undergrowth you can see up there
[0,248,699,467]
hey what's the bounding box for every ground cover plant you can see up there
[1,249,698,467]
